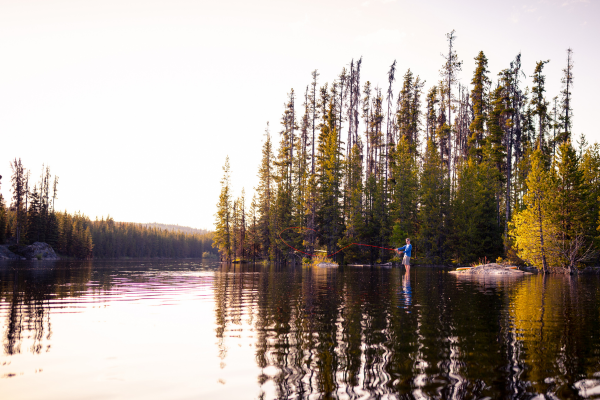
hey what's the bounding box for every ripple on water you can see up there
[2,262,600,400]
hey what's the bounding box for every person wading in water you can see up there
[396,238,412,269]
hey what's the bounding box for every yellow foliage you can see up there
[310,253,338,267]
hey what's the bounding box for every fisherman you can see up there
[396,238,412,268]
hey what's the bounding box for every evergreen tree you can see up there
[316,94,343,257]
[397,69,424,151]
[440,29,462,165]
[390,137,418,247]
[452,159,503,263]
[558,48,574,143]
[26,185,42,243]
[485,82,509,237]
[247,194,260,262]
[530,60,550,150]
[256,124,274,258]
[419,139,450,263]
[512,149,555,273]
[213,157,232,261]
[551,141,588,271]
[425,86,438,142]
[580,144,600,251]
[10,158,27,245]
[468,51,490,161]
[339,144,364,263]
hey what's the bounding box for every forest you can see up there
[0,159,216,259]
[213,31,600,273]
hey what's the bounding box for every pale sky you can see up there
[1,0,598,230]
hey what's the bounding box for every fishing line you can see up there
[278,226,397,258]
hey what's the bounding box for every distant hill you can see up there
[137,223,211,235]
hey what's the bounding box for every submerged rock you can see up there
[0,245,23,260]
[450,263,527,275]
[17,242,60,260]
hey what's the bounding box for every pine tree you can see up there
[10,158,27,245]
[580,143,600,251]
[485,82,509,236]
[553,141,586,271]
[558,48,574,143]
[468,51,490,161]
[213,157,232,261]
[452,158,503,263]
[339,144,364,263]
[425,86,438,142]
[419,139,450,263]
[26,185,42,243]
[390,137,418,247]
[397,69,424,151]
[316,94,343,257]
[256,124,274,259]
[512,149,554,273]
[247,194,260,262]
[531,60,550,150]
[440,30,462,155]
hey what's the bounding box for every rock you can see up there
[0,245,23,260]
[450,263,527,275]
[17,242,60,260]
[316,262,338,268]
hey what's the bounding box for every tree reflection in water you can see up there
[2,261,600,399]
[214,264,600,399]
[1,261,95,356]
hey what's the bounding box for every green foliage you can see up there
[512,149,555,272]
[531,60,551,148]
[89,216,212,259]
[213,157,232,261]
[214,50,595,271]
[418,140,450,263]
[579,144,600,251]
[390,137,418,247]
[553,141,584,241]
[469,51,490,160]
[452,160,503,263]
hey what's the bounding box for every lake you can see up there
[1,260,600,399]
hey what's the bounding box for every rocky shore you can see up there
[0,242,60,260]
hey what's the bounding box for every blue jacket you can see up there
[398,244,412,257]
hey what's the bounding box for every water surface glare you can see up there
[1,260,600,399]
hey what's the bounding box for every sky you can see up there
[1,0,598,230]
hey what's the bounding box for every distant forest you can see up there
[140,223,211,236]
[214,31,600,273]
[0,161,215,259]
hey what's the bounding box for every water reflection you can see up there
[1,261,600,399]
[214,265,600,399]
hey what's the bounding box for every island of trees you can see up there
[213,32,600,274]
[0,159,216,259]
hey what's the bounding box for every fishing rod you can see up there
[278,227,398,258]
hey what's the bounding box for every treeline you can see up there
[213,31,600,271]
[140,223,211,236]
[0,159,216,259]
[89,217,214,259]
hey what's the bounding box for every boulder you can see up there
[316,262,338,268]
[0,245,23,260]
[450,263,528,275]
[17,242,60,260]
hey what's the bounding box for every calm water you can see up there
[1,261,600,399]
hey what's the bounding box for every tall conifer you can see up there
[213,157,232,261]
